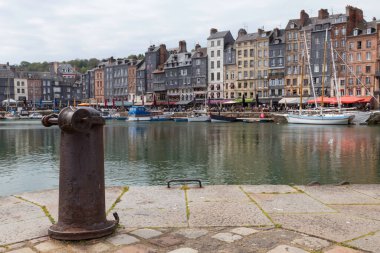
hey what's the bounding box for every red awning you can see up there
[339,96,364,104]
[307,97,337,104]
[359,96,373,103]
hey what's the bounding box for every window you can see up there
[211,41,214,47]
[366,65,371,73]
[17,81,20,86]
[366,40,371,48]
[217,40,221,46]
[244,50,248,57]
[217,72,220,80]
[366,77,371,84]
[211,73,214,81]
[196,59,201,65]
[238,50,242,56]
[314,64,320,73]
[335,29,339,36]
[244,61,248,67]
[217,50,220,57]
[238,61,242,67]
[357,53,362,61]
[217,61,220,68]
[250,49,254,57]
[366,52,371,60]
[250,60,254,67]
[341,39,346,47]
[349,42,354,49]
[342,28,346,35]
[211,61,214,69]
[357,41,362,49]
[211,51,214,57]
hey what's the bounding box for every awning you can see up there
[176,100,193,105]
[358,96,373,103]
[339,96,365,104]
[223,100,237,104]
[279,97,312,104]
[307,97,337,104]
[155,101,177,105]
[234,98,254,103]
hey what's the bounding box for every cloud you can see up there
[0,0,379,64]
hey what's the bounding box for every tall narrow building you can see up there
[207,28,235,100]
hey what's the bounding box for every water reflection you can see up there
[0,120,379,196]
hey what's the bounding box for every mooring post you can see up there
[42,107,118,240]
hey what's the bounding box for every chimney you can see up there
[238,28,247,38]
[159,44,168,66]
[178,40,187,53]
[195,43,201,51]
[258,28,264,35]
[318,9,329,19]
[210,28,218,35]
[300,10,309,26]
[373,17,377,21]
[346,6,364,35]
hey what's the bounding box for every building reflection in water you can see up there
[1,121,379,196]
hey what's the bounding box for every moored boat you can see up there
[29,112,43,119]
[210,114,237,123]
[286,113,352,125]
[187,110,210,122]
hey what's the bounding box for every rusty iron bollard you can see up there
[42,107,118,240]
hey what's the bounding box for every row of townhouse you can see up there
[0,62,82,108]
[81,5,380,108]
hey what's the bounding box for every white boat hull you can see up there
[286,114,352,125]
[127,116,152,121]
[187,115,210,122]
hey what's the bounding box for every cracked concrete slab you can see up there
[0,196,51,245]
[249,193,336,213]
[296,185,380,204]
[271,213,380,242]
[188,201,272,227]
[109,186,187,228]
[16,187,124,221]
[331,205,380,221]
[186,185,248,203]
[350,184,380,199]
[347,231,380,253]
[241,185,298,194]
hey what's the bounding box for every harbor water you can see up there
[0,120,379,196]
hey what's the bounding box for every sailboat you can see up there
[285,29,353,125]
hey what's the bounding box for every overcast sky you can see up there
[0,0,379,64]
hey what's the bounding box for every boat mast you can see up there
[299,52,305,115]
[304,30,318,108]
[321,28,328,108]
[330,38,341,111]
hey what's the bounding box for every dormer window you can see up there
[353,29,358,36]
[290,23,295,29]
[367,28,372,34]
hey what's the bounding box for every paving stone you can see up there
[266,244,308,253]
[149,235,185,247]
[0,218,51,245]
[347,231,380,253]
[323,245,363,253]
[230,227,259,236]
[296,186,380,204]
[0,248,5,253]
[129,228,162,239]
[211,232,242,243]
[110,186,187,228]
[187,185,248,202]
[250,193,335,213]
[350,184,380,199]
[332,205,380,221]
[175,228,208,239]
[29,236,49,245]
[68,242,112,253]
[7,248,35,253]
[242,185,298,194]
[167,248,198,253]
[188,201,272,227]
[291,235,331,250]
[34,240,65,252]
[271,213,380,242]
[115,244,157,253]
[106,234,140,246]
[7,242,27,250]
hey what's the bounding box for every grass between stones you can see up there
[106,186,129,215]
[238,186,277,226]
[13,196,56,224]
[181,185,191,224]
